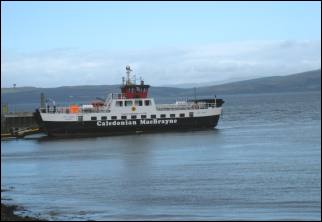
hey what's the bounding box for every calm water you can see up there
[1,92,321,221]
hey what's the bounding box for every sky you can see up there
[1,1,321,87]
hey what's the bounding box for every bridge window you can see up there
[131,115,137,119]
[116,101,123,107]
[141,115,147,119]
[121,116,127,120]
[125,100,133,106]
[151,114,156,119]
[170,114,175,118]
[144,100,151,106]
[101,116,107,120]
[91,116,97,121]
[135,100,143,106]
[179,113,185,118]
[160,114,166,118]
[111,116,117,120]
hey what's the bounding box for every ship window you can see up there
[160,114,166,118]
[116,101,123,107]
[135,100,143,106]
[170,114,175,118]
[144,100,151,106]
[121,116,127,120]
[91,116,97,121]
[101,116,107,120]
[179,113,185,118]
[189,112,194,117]
[131,115,137,119]
[78,116,83,121]
[141,115,147,119]
[151,114,156,119]
[111,116,117,120]
[125,100,133,106]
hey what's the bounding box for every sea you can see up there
[1,91,321,221]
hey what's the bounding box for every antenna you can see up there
[126,65,132,84]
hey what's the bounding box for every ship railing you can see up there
[110,93,127,100]
[104,93,127,107]
[39,107,111,114]
[156,102,216,111]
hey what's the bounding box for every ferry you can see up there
[35,66,224,137]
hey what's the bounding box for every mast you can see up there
[126,65,132,85]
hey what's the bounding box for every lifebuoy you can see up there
[132,106,136,112]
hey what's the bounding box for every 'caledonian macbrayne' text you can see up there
[97,119,178,126]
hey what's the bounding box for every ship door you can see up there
[78,116,83,121]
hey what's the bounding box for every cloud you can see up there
[1,40,321,87]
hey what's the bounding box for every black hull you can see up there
[36,112,221,137]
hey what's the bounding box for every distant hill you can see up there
[2,87,38,94]
[195,69,321,96]
[161,75,262,88]
[1,69,320,105]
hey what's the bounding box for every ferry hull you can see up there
[37,115,221,137]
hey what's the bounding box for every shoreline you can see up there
[1,203,45,221]
[1,189,46,221]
